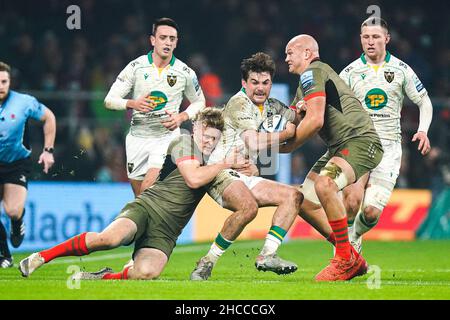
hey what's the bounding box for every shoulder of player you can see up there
[126,55,149,69]
[10,91,39,104]
[225,91,252,111]
[171,58,197,78]
[340,58,363,75]
[168,134,192,154]
[171,133,192,146]
[387,54,415,74]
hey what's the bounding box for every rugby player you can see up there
[19,109,245,280]
[0,62,56,268]
[282,35,383,281]
[191,53,331,280]
[104,17,205,196]
[339,17,433,251]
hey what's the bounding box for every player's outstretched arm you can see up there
[38,108,56,174]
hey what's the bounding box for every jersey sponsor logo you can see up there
[147,90,168,111]
[183,66,191,74]
[384,71,395,83]
[300,70,315,93]
[237,116,253,121]
[344,66,353,73]
[228,170,241,178]
[130,61,139,68]
[365,88,388,110]
[413,76,424,92]
[167,74,177,87]
[399,62,408,69]
[193,76,200,92]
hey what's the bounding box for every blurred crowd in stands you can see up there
[1,0,449,189]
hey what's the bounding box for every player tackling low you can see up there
[281,35,383,281]
[18,109,245,280]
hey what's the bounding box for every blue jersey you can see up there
[0,90,47,163]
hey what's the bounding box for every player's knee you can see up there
[344,193,362,216]
[363,206,381,224]
[314,176,336,197]
[287,187,303,209]
[134,265,161,280]
[240,198,258,222]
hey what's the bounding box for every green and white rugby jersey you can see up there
[106,51,205,138]
[208,89,295,163]
[339,52,428,141]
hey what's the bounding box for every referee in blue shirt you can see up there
[0,62,56,268]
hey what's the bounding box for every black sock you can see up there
[0,221,11,258]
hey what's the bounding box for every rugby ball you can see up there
[259,114,288,133]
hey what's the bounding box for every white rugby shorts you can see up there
[125,129,180,180]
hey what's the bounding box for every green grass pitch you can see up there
[1,239,449,300]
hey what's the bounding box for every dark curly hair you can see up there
[240,52,276,81]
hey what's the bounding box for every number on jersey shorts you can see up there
[365,139,402,210]
[125,130,180,180]
[207,169,264,206]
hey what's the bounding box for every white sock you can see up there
[205,242,224,264]
[260,234,281,256]
[354,211,378,237]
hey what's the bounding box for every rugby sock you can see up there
[329,217,351,260]
[0,221,11,258]
[102,266,130,280]
[347,218,354,228]
[260,226,287,256]
[354,211,378,237]
[326,232,336,246]
[39,232,89,263]
[206,233,233,263]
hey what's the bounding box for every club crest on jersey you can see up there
[167,74,177,87]
[384,71,395,83]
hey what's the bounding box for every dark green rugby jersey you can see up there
[135,134,208,235]
[292,59,379,147]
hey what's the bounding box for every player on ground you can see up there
[338,17,433,251]
[104,17,205,196]
[19,109,246,280]
[190,53,330,280]
[282,35,383,281]
[0,61,56,268]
